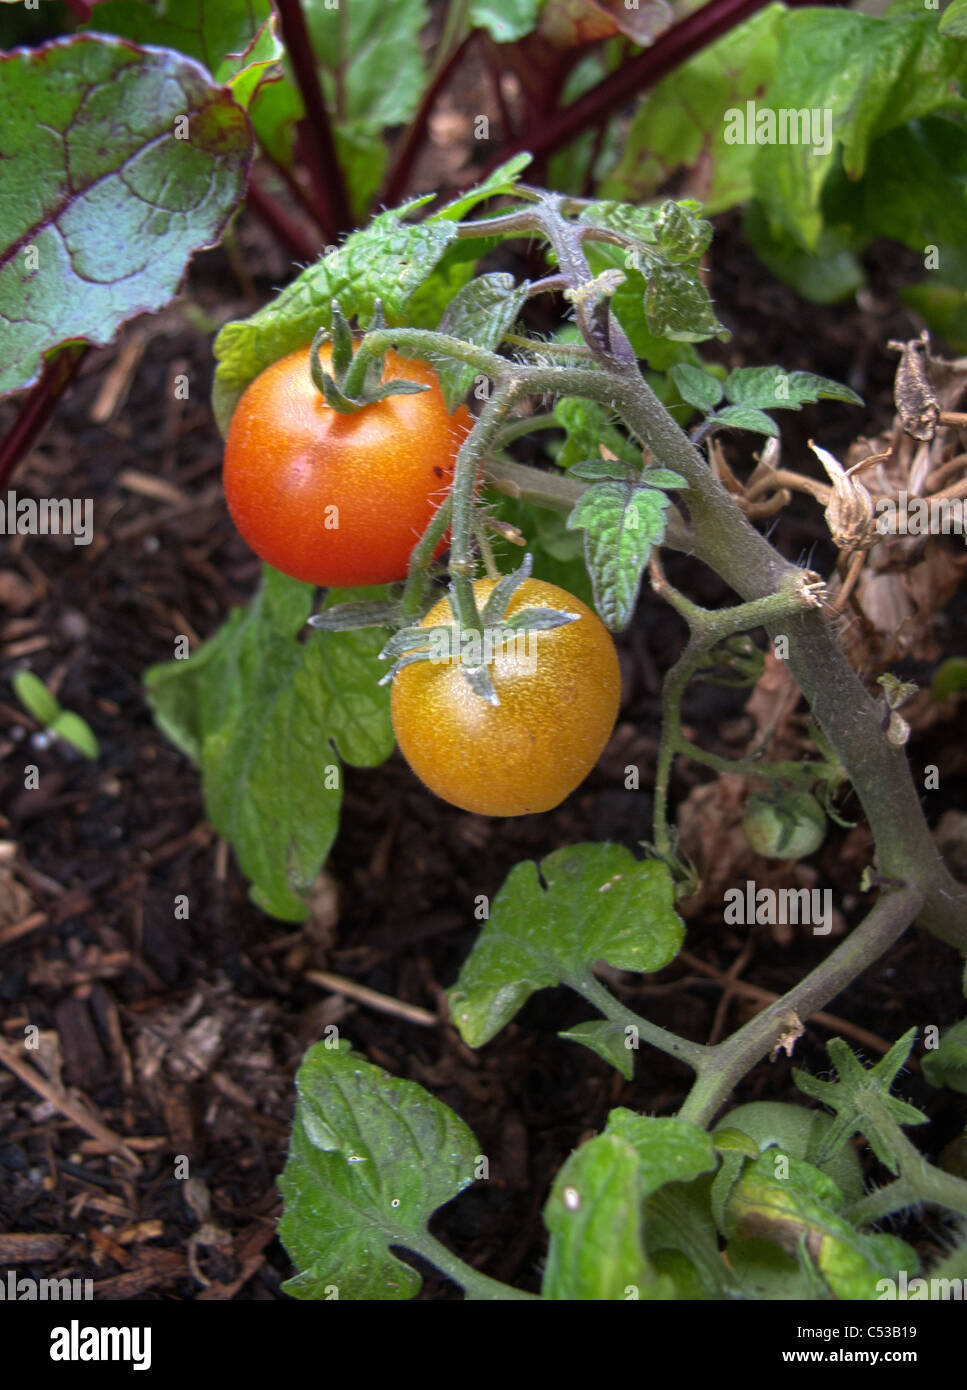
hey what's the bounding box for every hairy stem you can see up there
[677,886,923,1127]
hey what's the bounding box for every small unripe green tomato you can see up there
[742,790,826,860]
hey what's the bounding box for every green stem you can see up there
[576,972,707,1070]
[398,495,453,621]
[404,1230,539,1300]
[651,573,821,860]
[676,886,923,1127]
[492,412,561,448]
[466,191,967,952]
[846,1103,967,1226]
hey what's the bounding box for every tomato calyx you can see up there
[377,554,581,705]
[309,299,432,414]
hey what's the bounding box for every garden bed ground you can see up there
[1,195,965,1299]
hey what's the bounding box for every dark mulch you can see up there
[1,162,965,1299]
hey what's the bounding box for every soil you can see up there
[1,112,966,1301]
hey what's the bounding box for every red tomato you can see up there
[223,343,472,586]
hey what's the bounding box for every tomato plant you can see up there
[223,342,472,586]
[390,577,621,817]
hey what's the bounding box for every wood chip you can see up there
[116,467,188,506]
[0,1036,140,1167]
[0,1232,71,1262]
[305,969,438,1027]
[92,1249,186,1300]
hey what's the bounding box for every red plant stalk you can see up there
[0,346,88,491]
[480,0,771,178]
[273,0,353,241]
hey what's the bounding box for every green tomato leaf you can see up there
[211,207,459,433]
[708,406,780,437]
[437,272,530,411]
[725,366,862,410]
[646,1175,730,1299]
[725,1153,918,1300]
[567,479,674,632]
[922,1019,967,1094]
[0,34,251,398]
[448,844,685,1048]
[279,1039,480,1300]
[12,670,60,727]
[604,1110,718,1198]
[601,5,783,216]
[644,262,728,343]
[712,1101,865,1204]
[669,363,724,412]
[49,711,99,761]
[433,152,533,221]
[543,1134,665,1300]
[144,570,394,920]
[558,1020,636,1080]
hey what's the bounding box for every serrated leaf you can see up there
[211,209,459,433]
[725,366,862,410]
[542,1134,662,1300]
[645,263,728,343]
[708,406,780,437]
[144,570,393,920]
[0,34,251,398]
[278,1040,480,1300]
[50,711,99,761]
[640,467,688,489]
[567,480,672,632]
[559,1020,635,1080]
[448,844,684,1048]
[437,272,529,410]
[604,1110,718,1197]
[12,670,60,726]
[724,1153,918,1300]
[669,363,723,412]
[433,152,533,221]
[922,1019,967,1094]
